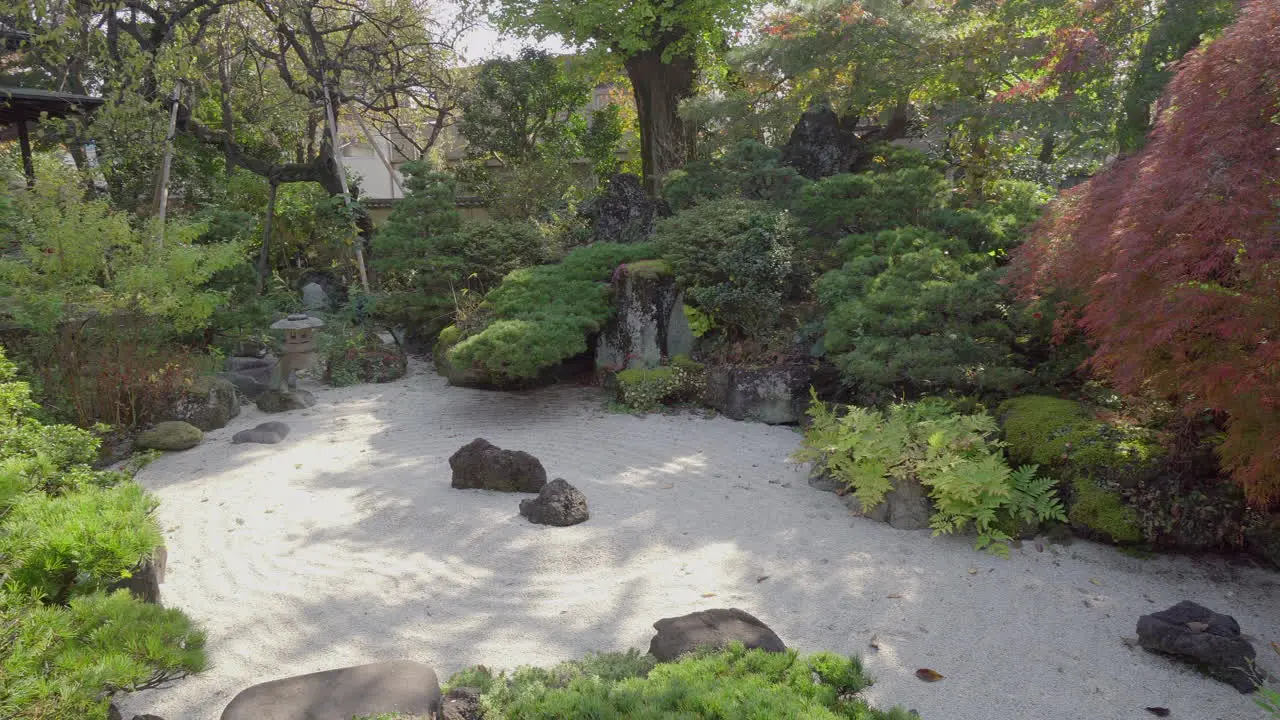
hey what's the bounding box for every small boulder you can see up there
[301,281,330,311]
[450,438,547,493]
[704,364,811,425]
[441,686,483,720]
[842,476,933,531]
[137,421,202,451]
[255,389,315,413]
[166,376,240,431]
[232,422,291,445]
[221,660,442,720]
[108,545,166,604]
[132,715,166,720]
[519,478,589,527]
[780,102,864,180]
[582,173,659,244]
[1136,601,1257,692]
[648,608,786,662]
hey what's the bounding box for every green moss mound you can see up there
[998,395,1161,544]
[1068,477,1143,544]
[444,644,916,720]
[445,243,658,381]
[998,395,1163,486]
[614,356,705,412]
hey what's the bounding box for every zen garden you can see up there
[1,0,1279,718]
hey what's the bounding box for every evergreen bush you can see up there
[445,243,658,381]
[655,198,798,338]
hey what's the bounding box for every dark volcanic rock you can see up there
[583,173,660,244]
[1136,601,1257,692]
[519,478,589,526]
[232,421,291,445]
[450,438,547,493]
[780,102,865,180]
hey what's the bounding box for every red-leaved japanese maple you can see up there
[1009,0,1280,507]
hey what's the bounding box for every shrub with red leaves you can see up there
[1009,0,1280,507]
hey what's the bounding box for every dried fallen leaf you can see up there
[967,568,978,575]
[756,575,770,583]
[915,668,944,682]
[835,487,849,496]
[869,634,880,651]
[1145,708,1170,717]
[887,593,903,599]
[1271,641,1280,656]
[1185,621,1208,633]
[1089,577,1103,586]
[661,483,674,489]
[701,592,716,598]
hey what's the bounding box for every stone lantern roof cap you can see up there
[271,313,325,330]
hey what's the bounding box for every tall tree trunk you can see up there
[257,180,278,295]
[623,44,697,196]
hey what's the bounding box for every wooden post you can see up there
[156,80,182,248]
[322,84,370,293]
[16,108,34,187]
[256,179,278,295]
[352,111,406,197]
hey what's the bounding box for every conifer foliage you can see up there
[1010,0,1280,506]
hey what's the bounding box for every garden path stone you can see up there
[220,660,441,720]
[519,478,589,526]
[232,422,291,445]
[137,421,202,451]
[1136,601,1257,692]
[255,389,315,413]
[649,608,786,661]
[449,438,546,492]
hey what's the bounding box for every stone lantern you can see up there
[269,313,324,391]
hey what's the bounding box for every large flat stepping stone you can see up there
[1137,601,1257,692]
[648,608,786,661]
[221,660,442,720]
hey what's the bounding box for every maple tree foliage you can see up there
[1009,0,1280,507]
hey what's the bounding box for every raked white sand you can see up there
[116,360,1279,720]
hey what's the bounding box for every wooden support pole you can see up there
[156,80,183,248]
[323,84,370,293]
[352,111,406,197]
[16,109,34,187]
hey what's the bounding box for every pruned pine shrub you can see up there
[0,347,205,718]
[0,590,206,719]
[446,243,658,381]
[444,644,916,720]
[794,391,1064,555]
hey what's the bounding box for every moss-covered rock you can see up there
[999,395,1165,546]
[1068,477,1142,545]
[137,421,203,451]
[998,395,1164,488]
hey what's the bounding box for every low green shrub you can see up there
[794,392,1064,555]
[793,167,946,240]
[1,483,162,602]
[817,248,1035,402]
[0,590,206,719]
[656,198,798,338]
[661,140,809,211]
[444,644,914,720]
[0,347,205,718]
[322,329,408,387]
[614,356,706,411]
[445,243,658,381]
